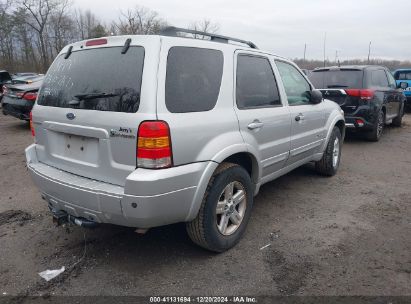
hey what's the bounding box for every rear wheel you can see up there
[315,126,342,176]
[392,105,404,127]
[186,163,253,252]
[366,109,384,141]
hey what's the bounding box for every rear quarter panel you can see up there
[156,38,247,167]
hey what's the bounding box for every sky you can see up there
[74,0,411,61]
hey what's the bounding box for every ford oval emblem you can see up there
[66,113,75,120]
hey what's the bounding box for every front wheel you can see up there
[186,163,253,252]
[315,126,342,176]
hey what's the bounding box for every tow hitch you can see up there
[50,208,99,228]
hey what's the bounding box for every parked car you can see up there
[12,74,44,85]
[12,72,39,78]
[0,70,12,102]
[393,69,411,111]
[26,28,345,252]
[2,79,43,120]
[309,65,405,141]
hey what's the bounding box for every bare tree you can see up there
[115,6,166,35]
[20,0,61,71]
[188,19,219,39]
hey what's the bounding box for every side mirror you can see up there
[399,82,409,90]
[309,89,323,104]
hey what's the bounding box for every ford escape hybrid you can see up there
[26,27,345,252]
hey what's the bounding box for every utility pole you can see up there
[323,32,327,67]
[303,43,307,62]
[335,50,338,64]
[367,41,372,64]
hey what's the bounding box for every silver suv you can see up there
[26,27,345,252]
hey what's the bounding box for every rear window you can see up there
[309,70,363,89]
[165,47,223,113]
[394,71,411,80]
[37,46,145,113]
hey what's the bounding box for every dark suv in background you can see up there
[309,66,405,141]
[0,70,12,102]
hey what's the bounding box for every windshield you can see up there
[394,71,411,80]
[0,72,11,83]
[37,46,145,113]
[309,69,363,89]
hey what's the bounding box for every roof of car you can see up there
[393,69,411,72]
[60,34,289,62]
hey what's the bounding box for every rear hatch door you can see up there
[32,36,160,186]
[309,68,364,114]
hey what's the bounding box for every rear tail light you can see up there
[137,121,172,169]
[355,119,365,127]
[345,89,374,100]
[15,92,24,98]
[23,92,37,101]
[30,111,35,137]
[1,85,7,95]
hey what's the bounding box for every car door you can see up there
[369,68,396,119]
[385,69,402,116]
[234,52,291,179]
[274,60,326,165]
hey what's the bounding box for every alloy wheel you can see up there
[215,181,247,236]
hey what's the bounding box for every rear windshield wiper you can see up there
[74,92,119,100]
[68,92,119,106]
[327,85,348,88]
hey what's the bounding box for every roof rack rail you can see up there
[160,26,258,49]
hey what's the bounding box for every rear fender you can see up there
[185,143,261,221]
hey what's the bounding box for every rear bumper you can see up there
[343,105,377,131]
[2,97,33,120]
[26,144,217,228]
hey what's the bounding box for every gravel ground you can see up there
[0,114,410,298]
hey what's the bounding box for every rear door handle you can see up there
[295,113,304,121]
[247,120,264,130]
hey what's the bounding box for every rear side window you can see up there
[165,47,223,113]
[369,70,389,88]
[236,55,281,109]
[309,70,363,89]
[37,47,145,113]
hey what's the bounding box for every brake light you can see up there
[345,89,374,100]
[1,85,7,95]
[85,38,107,47]
[30,111,35,137]
[137,121,172,169]
[23,92,37,101]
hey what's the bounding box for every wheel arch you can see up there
[185,147,260,221]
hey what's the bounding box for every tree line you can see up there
[0,0,409,74]
[0,0,219,73]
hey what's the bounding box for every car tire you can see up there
[315,126,342,177]
[366,109,384,142]
[186,162,253,252]
[392,105,404,127]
